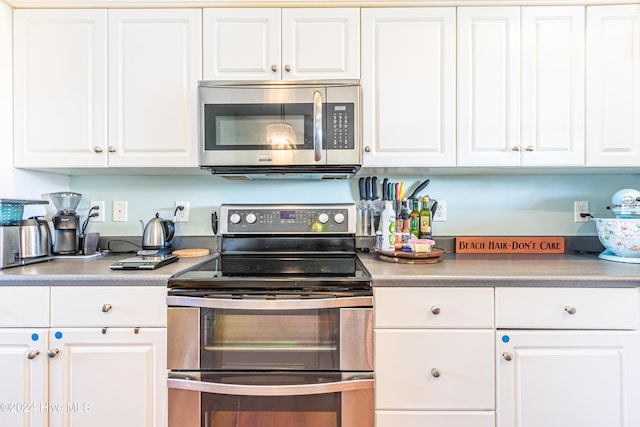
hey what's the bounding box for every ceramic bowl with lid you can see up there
[593,218,640,257]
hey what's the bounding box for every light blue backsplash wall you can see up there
[69,173,640,238]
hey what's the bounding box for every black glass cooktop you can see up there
[168,253,371,292]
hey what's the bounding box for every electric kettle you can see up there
[20,217,52,258]
[142,213,175,250]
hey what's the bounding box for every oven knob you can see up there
[246,213,257,224]
[318,213,329,224]
[334,213,345,224]
[229,213,241,224]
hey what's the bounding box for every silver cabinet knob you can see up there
[525,145,535,152]
[511,145,521,152]
[93,146,103,153]
[564,305,577,315]
[502,352,513,361]
[47,348,60,358]
[108,146,116,153]
[431,306,441,315]
[102,304,112,313]
[271,64,278,72]
[364,145,371,153]
[430,368,441,378]
[27,350,40,360]
[284,64,291,72]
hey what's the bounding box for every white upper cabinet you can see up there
[586,5,640,166]
[457,7,521,167]
[361,8,456,167]
[107,9,201,168]
[458,6,585,167]
[521,7,585,166]
[13,9,108,168]
[203,8,360,81]
[14,8,201,169]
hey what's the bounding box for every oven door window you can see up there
[204,103,317,150]
[198,372,373,427]
[201,308,339,370]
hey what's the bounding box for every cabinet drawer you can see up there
[50,286,166,327]
[375,330,495,410]
[496,287,639,330]
[0,287,49,327]
[376,411,495,427]
[375,287,494,328]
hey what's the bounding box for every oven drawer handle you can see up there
[166,295,373,310]
[167,377,373,396]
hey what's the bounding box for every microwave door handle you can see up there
[313,90,323,162]
[167,377,373,396]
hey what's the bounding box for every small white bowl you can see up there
[593,218,640,257]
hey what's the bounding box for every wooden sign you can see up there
[456,237,565,254]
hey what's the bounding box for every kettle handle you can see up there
[163,220,175,243]
[32,216,53,255]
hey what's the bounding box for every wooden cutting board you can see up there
[172,248,210,258]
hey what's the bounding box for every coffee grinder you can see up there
[50,192,82,255]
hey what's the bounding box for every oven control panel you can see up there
[220,204,356,234]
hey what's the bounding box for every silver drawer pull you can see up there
[102,304,112,313]
[27,350,40,360]
[564,306,577,315]
[430,306,441,315]
[502,352,513,361]
[430,368,441,378]
[47,348,60,359]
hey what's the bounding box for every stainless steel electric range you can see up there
[166,204,373,427]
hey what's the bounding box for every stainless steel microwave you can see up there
[198,80,361,179]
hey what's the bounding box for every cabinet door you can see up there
[375,329,494,410]
[586,5,640,166]
[497,330,640,427]
[203,8,281,80]
[108,9,201,168]
[521,6,585,166]
[282,8,360,80]
[50,286,166,328]
[13,9,108,168]
[457,7,521,166]
[0,329,48,427]
[0,286,49,327]
[48,328,166,427]
[361,8,456,167]
[377,411,495,427]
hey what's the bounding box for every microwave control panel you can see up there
[326,103,355,150]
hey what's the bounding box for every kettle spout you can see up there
[139,219,145,235]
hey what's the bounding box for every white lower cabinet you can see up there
[374,287,495,426]
[48,328,166,427]
[376,411,495,427]
[496,287,640,427]
[0,286,167,427]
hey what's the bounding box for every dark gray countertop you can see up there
[2,249,638,288]
[0,253,215,287]
[359,252,640,287]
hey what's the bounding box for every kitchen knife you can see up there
[372,177,380,234]
[407,179,431,201]
[359,177,366,236]
[365,176,372,235]
[211,211,218,252]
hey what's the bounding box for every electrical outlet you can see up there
[175,201,190,222]
[433,200,447,222]
[90,201,105,222]
[113,201,128,222]
[574,201,589,223]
